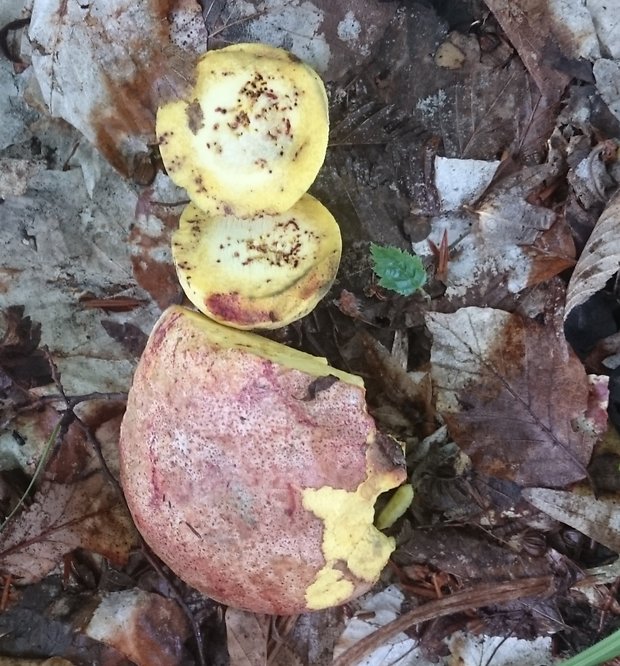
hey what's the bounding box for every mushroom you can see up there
[156,43,329,217]
[119,306,406,614]
[172,193,342,329]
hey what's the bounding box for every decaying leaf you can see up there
[204,0,397,82]
[359,331,432,425]
[0,574,159,664]
[483,0,571,102]
[447,632,554,666]
[413,162,575,307]
[85,589,190,666]
[426,307,603,486]
[333,585,415,666]
[523,487,620,554]
[0,471,137,584]
[0,403,59,474]
[565,189,620,320]
[0,659,75,665]
[0,139,167,394]
[225,609,269,666]
[594,59,620,124]
[394,526,554,584]
[278,609,344,666]
[0,158,45,198]
[0,305,51,395]
[28,0,207,176]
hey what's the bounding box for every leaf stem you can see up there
[0,419,62,532]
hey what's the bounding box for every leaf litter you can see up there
[2,0,620,663]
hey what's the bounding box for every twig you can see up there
[331,577,554,666]
[14,391,127,415]
[142,542,207,666]
[0,418,62,532]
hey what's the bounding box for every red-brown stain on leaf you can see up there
[129,208,180,309]
[89,0,199,176]
[526,216,576,286]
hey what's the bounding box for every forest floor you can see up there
[1,0,620,664]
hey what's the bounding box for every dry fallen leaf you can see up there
[28,0,207,176]
[0,471,137,584]
[225,609,269,666]
[426,307,602,486]
[0,158,45,198]
[0,305,51,393]
[565,189,620,320]
[333,585,416,666]
[85,589,191,666]
[413,163,575,308]
[447,632,553,666]
[394,527,554,585]
[0,137,169,394]
[205,0,398,82]
[483,0,571,102]
[523,487,620,554]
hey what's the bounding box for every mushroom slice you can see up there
[172,193,342,329]
[119,306,406,614]
[156,43,329,217]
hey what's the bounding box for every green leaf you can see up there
[370,243,426,296]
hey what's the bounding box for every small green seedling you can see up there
[370,243,427,296]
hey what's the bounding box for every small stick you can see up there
[331,576,554,666]
[142,543,207,666]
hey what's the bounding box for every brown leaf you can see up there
[225,609,269,666]
[0,306,51,392]
[484,0,571,103]
[101,320,148,359]
[0,471,137,584]
[512,87,560,164]
[281,609,344,666]
[394,527,553,587]
[85,589,191,666]
[427,307,600,486]
[359,331,433,429]
[526,216,576,286]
